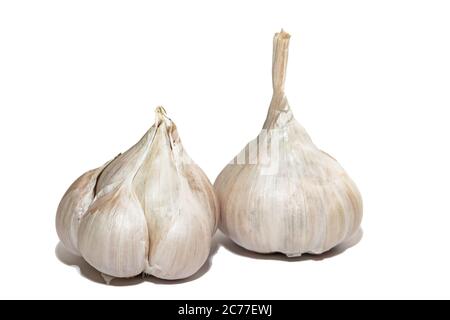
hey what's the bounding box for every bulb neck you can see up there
[272,29,290,94]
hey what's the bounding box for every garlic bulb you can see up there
[56,107,218,279]
[214,30,363,257]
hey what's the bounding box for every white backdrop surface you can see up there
[0,0,449,299]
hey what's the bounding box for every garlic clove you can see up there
[214,30,363,256]
[145,210,213,279]
[56,165,106,255]
[95,127,157,196]
[78,185,149,278]
[133,110,218,279]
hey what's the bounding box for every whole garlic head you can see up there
[56,107,218,279]
[214,30,363,257]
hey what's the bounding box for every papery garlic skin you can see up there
[56,107,218,279]
[214,31,363,257]
[56,166,106,256]
[78,185,149,278]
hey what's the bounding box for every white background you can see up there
[1,0,449,299]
